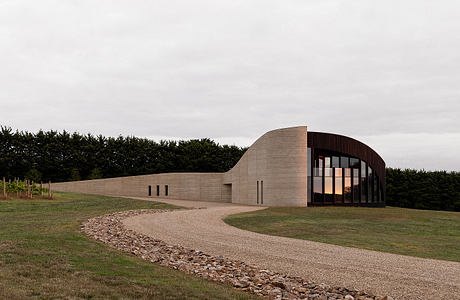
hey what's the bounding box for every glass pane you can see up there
[353,168,360,203]
[341,157,349,168]
[325,157,331,168]
[325,174,333,194]
[332,156,340,168]
[314,176,322,193]
[314,167,322,177]
[316,157,323,168]
[374,174,378,202]
[361,161,366,176]
[335,168,342,178]
[345,168,351,177]
[344,168,351,203]
[325,172,333,203]
[368,167,373,202]
[361,175,367,203]
[350,158,360,168]
[361,161,367,202]
[334,168,342,202]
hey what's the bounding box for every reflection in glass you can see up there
[361,161,367,203]
[350,158,360,168]
[314,176,322,193]
[332,156,340,168]
[324,167,333,203]
[353,168,360,203]
[341,157,349,168]
[325,157,331,168]
[314,156,323,202]
[334,168,343,202]
[310,150,384,205]
[344,168,351,203]
[368,166,373,202]
[325,169,333,193]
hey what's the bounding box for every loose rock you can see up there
[81,209,391,300]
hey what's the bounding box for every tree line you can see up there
[1,127,459,211]
[386,168,460,211]
[0,127,247,183]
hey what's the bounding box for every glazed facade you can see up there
[307,148,385,206]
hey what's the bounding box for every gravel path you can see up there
[124,198,460,299]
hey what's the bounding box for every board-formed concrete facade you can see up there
[53,126,385,207]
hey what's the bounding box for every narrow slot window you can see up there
[261,180,264,204]
[257,181,259,204]
[156,185,160,196]
[165,185,169,196]
[148,185,152,196]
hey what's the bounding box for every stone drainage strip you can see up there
[81,209,393,300]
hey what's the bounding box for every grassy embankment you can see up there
[0,192,259,299]
[225,206,460,262]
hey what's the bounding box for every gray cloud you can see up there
[1,0,459,170]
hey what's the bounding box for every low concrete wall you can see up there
[52,172,229,202]
[52,126,309,206]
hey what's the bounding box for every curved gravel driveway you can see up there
[124,198,460,299]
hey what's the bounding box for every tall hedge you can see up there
[0,127,246,182]
[386,168,460,211]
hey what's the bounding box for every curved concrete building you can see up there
[53,126,385,207]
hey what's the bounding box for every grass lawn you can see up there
[0,192,259,299]
[225,206,460,262]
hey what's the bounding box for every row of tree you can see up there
[0,127,247,183]
[1,127,459,211]
[386,168,460,211]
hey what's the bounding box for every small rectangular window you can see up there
[156,185,160,196]
[165,185,169,196]
[148,185,152,196]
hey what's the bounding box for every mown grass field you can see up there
[225,206,460,262]
[0,193,259,299]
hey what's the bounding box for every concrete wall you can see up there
[224,126,308,206]
[52,172,228,202]
[52,126,309,206]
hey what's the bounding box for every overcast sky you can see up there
[1,0,459,171]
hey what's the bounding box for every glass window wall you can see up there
[310,150,383,205]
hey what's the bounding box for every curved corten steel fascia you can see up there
[307,131,386,185]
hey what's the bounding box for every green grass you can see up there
[0,192,259,299]
[225,206,460,262]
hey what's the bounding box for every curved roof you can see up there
[307,131,386,184]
